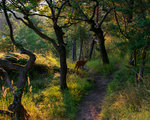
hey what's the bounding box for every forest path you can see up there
[74,72,112,120]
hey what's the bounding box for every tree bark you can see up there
[126,0,134,23]
[54,25,68,90]
[92,27,109,64]
[89,39,96,60]
[59,46,68,90]
[11,71,30,119]
[72,39,76,61]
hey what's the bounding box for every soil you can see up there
[74,73,112,120]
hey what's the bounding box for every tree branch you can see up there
[56,0,69,22]
[0,67,14,92]
[45,0,56,22]
[2,0,36,71]
[23,16,59,50]
[61,20,82,28]
[114,10,129,39]
[0,59,22,70]
[90,0,99,20]
[4,5,59,50]
[28,13,52,18]
[99,7,114,27]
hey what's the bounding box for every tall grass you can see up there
[100,68,150,120]
[0,53,94,120]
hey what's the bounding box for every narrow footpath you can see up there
[74,73,112,120]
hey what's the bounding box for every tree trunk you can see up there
[89,39,95,60]
[8,71,30,120]
[127,0,134,23]
[79,38,83,60]
[95,28,109,64]
[133,50,139,86]
[139,50,146,83]
[54,25,68,90]
[72,39,76,61]
[129,52,134,66]
[59,46,68,90]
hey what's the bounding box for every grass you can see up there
[86,55,119,76]
[99,65,150,120]
[0,53,94,120]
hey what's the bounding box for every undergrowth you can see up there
[99,66,150,120]
[0,53,94,120]
[86,54,121,76]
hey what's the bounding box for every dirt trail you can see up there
[74,73,112,120]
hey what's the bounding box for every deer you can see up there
[75,59,88,72]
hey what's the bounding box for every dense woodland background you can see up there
[0,0,149,120]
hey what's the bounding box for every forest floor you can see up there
[74,72,112,120]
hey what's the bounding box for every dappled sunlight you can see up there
[0,0,149,119]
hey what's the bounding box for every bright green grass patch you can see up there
[86,59,117,76]
[32,73,94,119]
[0,72,94,120]
[0,52,94,119]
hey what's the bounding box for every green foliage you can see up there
[0,38,13,52]
[15,19,51,53]
[86,58,117,76]
[107,68,135,95]
[65,23,91,58]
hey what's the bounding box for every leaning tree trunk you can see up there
[9,73,29,120]
[0,50,36,120]
[7,52,36,120]
[94,28,109,64]
[72,39,76,61]
[2,1,36,119]
[54,25,68,90]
